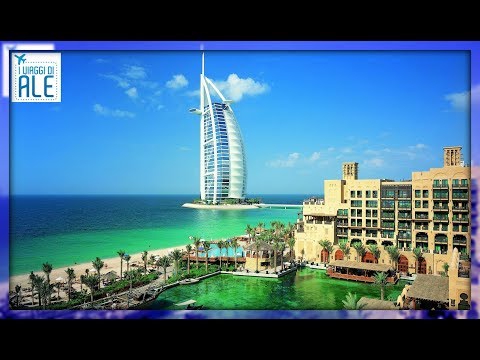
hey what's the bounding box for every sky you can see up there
[10,50,471,195]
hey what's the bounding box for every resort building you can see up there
[189,54,247,203]
[295,146,471,309]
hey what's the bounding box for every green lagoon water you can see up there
[11,195,302,275]
[148,268,407,310]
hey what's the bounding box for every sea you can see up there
[10,194,312,276]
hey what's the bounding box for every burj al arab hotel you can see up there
[189,54,247,204]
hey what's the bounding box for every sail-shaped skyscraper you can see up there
[189,54,247,203]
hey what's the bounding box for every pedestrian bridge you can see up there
[256,203,303,209]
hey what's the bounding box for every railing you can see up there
[398,205,412,209]
[415,214,429,219]
[453,205,469,211]
[337,213,348,217]
[433,215,449,221]
[434,238,448,243]
[415,225,428,230]
[381,224,395,229]
[459,253,470,261]
[336,222,348,226]
[433,183,448,188]
[416,237,428,241]
[398,213,411,219]
[433,225,449,231]
[433,205,449,210]
[453,238,467,245]
[398,225,411,230]
[397,234,412,240]
[452,217,469,223]
[381,214,395,219]
[452,194,469,199]
[452,183,468,188]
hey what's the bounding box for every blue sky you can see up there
[11,50,471,195]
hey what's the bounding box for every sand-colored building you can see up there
[295,146,471,279]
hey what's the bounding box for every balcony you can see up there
[416,236,428,242]
[397,233,412,240]
[414,213,429,220]
[433,183,448,189]
[433,205,449,211]
[453,205,469,212]
[452,216,469,223]
[433,225,449,231]
[381,215,395,220]
[452,183,468,188]
[398,224,411,230]
[381,205,395,210]
[415,224,429,230]
[336,221,348,227]
[433,215,449,222]
[434,238,448,244]
[453,238,467,245]
[398,213,412,219]
[337,213,348,218]
[452,193,469,200]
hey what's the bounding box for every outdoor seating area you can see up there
[327,260,399,284]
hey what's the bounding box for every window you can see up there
[461,179,468,186]
[366,210,371,218]
[415,190,421,198]
[357,191,362,198]
[351,209,356,217]
[415,200,421,208]
[398,200,411,209]
[422,200,428,208]
[357,209,362,217]
[372,210,378,217]
[433,179,440,187]
[366,219,371,227]
[442,179,448,187]
[351,200,362,208]
[452,179,459,186]
[366,200,378,208]
[373,191,378,198]
[423,190,429,198]
[350,191,355,198]
[398,190,409,199]
[384,189,395,198]
[366,191,371,198]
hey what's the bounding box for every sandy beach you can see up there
[9,243,190,292]
[182,203,259,210]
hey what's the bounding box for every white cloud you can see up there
[186,89,200,97]
[125,87,138,99]
[327,147,335,152]
[267,152,300,168]
[93,103,135,118]
[341,147,353,154]
[101,74,130,89]
[124,65,147,80]
[409,143,427,150]
[364,158,385,168]
[157,104,165,110]
[213,74,269,102]
[166,74,189,89]
[309,151,321,162]
[178,146,190,151]
[95,58,109,64]
[365,149,381,156]
[444,85,480,111]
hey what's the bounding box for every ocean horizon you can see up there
[10,194,319,276]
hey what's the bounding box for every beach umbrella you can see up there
[55,276,64,283]
[90,268,96,273]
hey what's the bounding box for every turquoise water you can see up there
[11,195,302,275]
[148,268,407,310]
[198,243,244,257]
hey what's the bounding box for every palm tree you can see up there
[80,274,85,293]
[158,255,171,283]
[92,257,104,290]
[192,236,202,269]
[82,274,99,305]
[224,241,231,268]
[352,242,366,262]
[203,241,211,272]
[42,262,53,304]
[29,271,35,305]
[217,240,224,269]
[338,240,351,260]
[254,239,262,273]
[278,242,286,270]
[54,282,61,301]
[38,278,52,310]
[272,240,280,273]
[231,238,239,270]
[255,222,265,236]
[141,250,148,273]
[124,254,131,275]
[413,247,424,274]
[385,245,400,270]
[169,249,183,276]
[33,274,45,307]
[443,262,450,277]
[185,244,192,275]
[288,237,296,262]
[372,272,389,301]
[318,240,334,263]
[245,224,253,243]
[65,267,75,302]
[14,284,21,307]
[117,250,125,280]
[342,292,365,310]
[367,244,380,263]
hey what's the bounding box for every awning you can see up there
[329,260,392,272]
[407,274,449,303]
[175,299,197,306]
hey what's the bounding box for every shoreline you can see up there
[182,203,259,210]
[9,243,190,290]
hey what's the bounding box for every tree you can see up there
[185,244,192,275]
[54,282,61,301]
[141,250,148,273]
[92,257,104,290]
[342,292,365,310]
[367,244,380,263]
[14,284,21,307]
[81,274,99,305]
[231,238,239,270]
[192,236,202,269]
[319,240,334,263]
[65,267,76,302]
[124,254,131,275]
[29,271,35,305]
[255,222,265,236]
[372,272,389,301]
[412,247,424,274]
[352,242,366,262]
[338,240,351,260]
[32,274,45,307]
[288,237,296,262]
[385,246,400,270]
[272,240,280,273]
[80,274,85,293]
[254,239,262,273]
[217,240,224,269]
[442,262,450,277]
[39,279,53,310]
[224,241,231,268]
[157,255,172,283]
[245,224,253,243]
[42,262,53,304]
[169,249,183,276]
[203,241,211,272]
[279,242,286,270]
[117,250,126,280]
